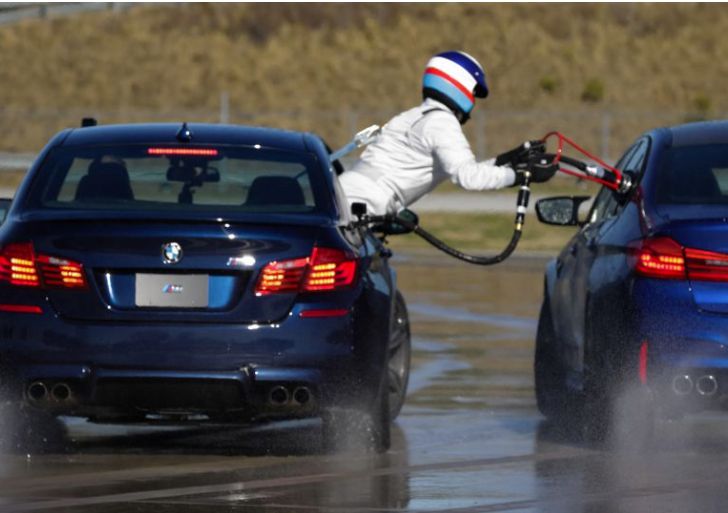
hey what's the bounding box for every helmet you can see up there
[422,51,488,122]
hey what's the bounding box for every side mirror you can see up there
[372,209,419,236]
[0,198,11,225]
[536,196,591,226]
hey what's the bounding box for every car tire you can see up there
[321,379,391,453]
[388,290,411,420]
[534,297,568,422]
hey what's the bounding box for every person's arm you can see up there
[423,113,516,190]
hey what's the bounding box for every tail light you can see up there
[684,247,728,281]
[255,256,309,295]
[255,247,357,295]
[633,236,728,282]
[0,242,87,289]
[633,236,686,279]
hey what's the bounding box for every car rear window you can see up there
[656,144,728,206]
[26,145,329,215]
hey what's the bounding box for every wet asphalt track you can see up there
[2,251,728,512]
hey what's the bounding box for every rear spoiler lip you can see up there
[17,209,336,227]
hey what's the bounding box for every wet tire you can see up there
[534,297,568,422]
[388,291,411,420]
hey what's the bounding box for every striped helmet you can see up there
[422,51,488,118]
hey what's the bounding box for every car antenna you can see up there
[81,117,97,127]
[176,122,193,142]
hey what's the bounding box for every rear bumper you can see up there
[633,280,728,413]
[0,306,389,420]
[13,364,337,421]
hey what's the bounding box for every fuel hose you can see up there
[358,172,532,266]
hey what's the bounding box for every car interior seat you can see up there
[245,176,305,206]
[75,161,134,202]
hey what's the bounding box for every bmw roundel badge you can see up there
[161,242,183,264]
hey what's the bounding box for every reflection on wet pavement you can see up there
[4,252,728,512]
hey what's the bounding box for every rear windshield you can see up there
[656,144,728,206]
[25,145,330,215]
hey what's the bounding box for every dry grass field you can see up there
[0,4,727,152]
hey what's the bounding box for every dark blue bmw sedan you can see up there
[0,122,411,452]
[535,120,728,440]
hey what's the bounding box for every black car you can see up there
[0,122,411,452]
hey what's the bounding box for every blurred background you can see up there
[2,3,726,153]
[1,2,726,249]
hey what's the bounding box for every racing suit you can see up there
[339,98,516,215]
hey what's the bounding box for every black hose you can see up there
[413,221,521,265]
[357,174,532,266]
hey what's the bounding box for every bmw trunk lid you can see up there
[20,218,323,323]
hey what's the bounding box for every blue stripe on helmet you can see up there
[436,51,488,98]
[423,74,474,113]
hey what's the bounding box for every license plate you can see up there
[135,274,209,308]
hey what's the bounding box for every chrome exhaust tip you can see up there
[51,382,72,402]
[672,374,693,396]
[27,381,48,403]
[696,375,719,397]
[292,386,311,405]
[268,386,290,406]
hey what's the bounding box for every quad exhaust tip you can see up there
[268,386,290,406]
[292,387,311,405]
[27,381,74,404]
[27,381,48,402]
[267,385,313,407]
[51,382,72,402]
[672,374,693,396]
[696,375,719,397]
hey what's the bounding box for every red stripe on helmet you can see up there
[424,67,475,103]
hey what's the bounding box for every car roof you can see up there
[61,123,311,151]
[666,120,728,147]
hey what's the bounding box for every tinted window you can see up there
[26,145,327,215]
[587,142,637,224]
[0,198,10,224]
[623,140,648,175]
[656,144,728,205]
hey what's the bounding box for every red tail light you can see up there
[0,242,40,287]
[633,237,686,279]
[0,242,87,289]
[685,247,728,282]
[303,247,357,292]
[255,256,308,295]
[255,247,357,295]
[634,236,728,282]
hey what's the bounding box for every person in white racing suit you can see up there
[339,50,557,216]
